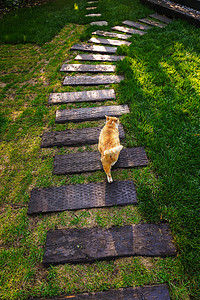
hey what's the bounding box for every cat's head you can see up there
[105,115,119,127]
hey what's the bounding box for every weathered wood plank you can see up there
[149,13,172,24]
[86,6,97,10]
[53,147,148,175]
[85,13,101,17]
[60,64,116,72]
[55,104,129,123]
[31,284,171,300]
[92,30,132,40]
[112,26,147,35]
[43,224,176,265]
[89,37,131,46]
[28,180,137,214]
[41,124,125,148]
[63,75,124,86]
[71,44,117,54]
[49,89,115,104]
[122,20,151,30]
[75,54,125,61]
[90,21,108,26]
[138,18,167,28]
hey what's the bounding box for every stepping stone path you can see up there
[112,25,147,35]
[49,88,116,104]
[53,147,148,174]
[43,224,176,265]
[31,284,171,299]
[28,3,175,297]
[28,180,137,214]
[75,53,125,61]
[40,124,125,148]
[90,21,108,26]
[63,74,124,86]
[93,30,132,39]
[89,37,131,46]
[71,43,117,53]
[55,104,129,123]
[60,63,116,72]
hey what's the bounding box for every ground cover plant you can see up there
[0,0,200,299]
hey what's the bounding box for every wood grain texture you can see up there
[71,44,116,53]
[138,18,167,28]
[149,13,172,24]
[92,30,132,40]
[55,105,129,123]
[63,75,124,86]
[31,284,171,299]
[75,54,125,61]
[28,180,137,214]
[112,26,147,35]
[60,64,116,72]
[122,20,151,30]
[40,124,125,148]
[43,224,176,265]
[89,37,131,46]
[53,147,148,175]
[49,89,115,104]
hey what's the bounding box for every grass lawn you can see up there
[0,0,200,299]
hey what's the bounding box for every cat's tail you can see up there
[104,145,123,156]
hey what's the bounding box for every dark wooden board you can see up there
[89,37,131,46]
[55,105,129,123]
[41,124,125,148]
[49,89,115,104]
[122,20,151,30]
[75,54,125,61]
[92,30,132,40]
[71,44,117,54]
[31,284,171,299]
[53,147,148,175]
[43,224,176,265]
[138,18,167,28]
[149,13,172,24]
[85,13,101,17]
[140,0,200,26]
[112,26,146,35]
[63,75,124,86]
[28,180,137,214]
[60,64,116,72]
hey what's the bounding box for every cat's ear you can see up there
[105,115,109,120]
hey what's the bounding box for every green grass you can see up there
[0,0,200,299]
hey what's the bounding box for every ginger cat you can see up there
[98,115,123,183]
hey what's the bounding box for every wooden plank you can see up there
[60,64,116,72]
[90,21,108,26]
[149,13,172,24]
[49,89,116,104]
[71,44,117,54]
[75,54,125,61]
[122,20,151,30]
[55,104,129,123]
[63,75,124,86]
[53,147,148,175]
[43,224,176,265]
[92,30,132,40]
[138,18,167,28]
[112,26,146,35]
[85,13,101,17]
[41,124,125,148]
[86,6,97,10]
[28,180,137,214]
[89,37,131,46]
[31,284,171,300]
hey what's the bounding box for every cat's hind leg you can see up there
[102,162,113,183]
